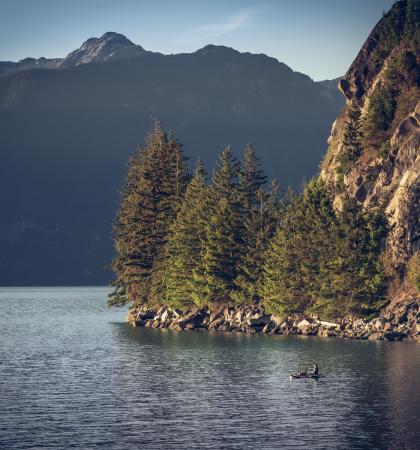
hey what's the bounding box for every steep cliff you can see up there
[321,0,419,281]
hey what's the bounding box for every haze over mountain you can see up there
[0,32,344,285]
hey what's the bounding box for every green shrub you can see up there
[379,141,391,159]
[406,251,420,292]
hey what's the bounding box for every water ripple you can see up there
[0,287,419,449]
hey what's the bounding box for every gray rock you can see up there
[208,317,224,331]
[297,319,312,329]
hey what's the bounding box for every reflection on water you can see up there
[0,287,419,449]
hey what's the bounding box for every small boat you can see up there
[290,372,320,379]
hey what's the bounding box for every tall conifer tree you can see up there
[109,121,189,307]
[313,197,388,317]
[261,180,335,315]
[338,102,363,173]
[192,197,239,305]
[233,145,277,303]
[191,147,242,305]
[160,160,209,308]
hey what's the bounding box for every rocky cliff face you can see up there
[321,0,419,279]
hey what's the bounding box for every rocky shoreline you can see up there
[127,298,420,342]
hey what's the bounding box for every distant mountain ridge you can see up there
[0,31,335,81]
[0,32,148,76]
[0,32,344,285]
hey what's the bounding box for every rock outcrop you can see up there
[320,0,419,277]
[127,302,420,342]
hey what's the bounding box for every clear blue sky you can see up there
[0,0,395,80]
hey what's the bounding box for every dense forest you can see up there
[110,0,420,320]
[109,121,391,319]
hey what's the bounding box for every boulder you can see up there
[270,314,283,325]
[160,309,170,322]
[248,315,272,327]
[223,307,234,320]
[235,310,244,323]
[306,326,319,336]
[181,310,206,328]
[208,317,224,331]
[318,329,329,338]
[373,318,386,330]
[319,320,340,329]
[297,319,312,329]
[262,323,273,333]
[383,321,392,332]
[218,323,230,332]
[368,332,382,341]
[137,310,156,320]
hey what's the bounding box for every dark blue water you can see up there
[0,287,419,450]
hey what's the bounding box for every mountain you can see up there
[0,33,344,285]
[321,0,419,282]
[0,32,150,76]
[60,32,149,67]
[0,57,62,77]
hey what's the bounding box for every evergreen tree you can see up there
[313,198,388,317]
[406,251,420,292]
[192,197,239,305]
[298,180,338,301]
[232,146,278,303]
[237,144,267,211]
[108,150,144,306]
[261,180,337,316]
[191,147,242,305]
[364,84,396,135]
[212,146,241,201]
[403,0,420,47]
[109,121,189,307]
[261,194,309,315]
[337,102,362,174]
[160,160,209,308]
[261,180,388,319]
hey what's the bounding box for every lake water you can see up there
[0,287,419,450]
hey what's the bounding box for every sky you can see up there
[0,0,396,80]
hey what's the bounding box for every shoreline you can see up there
[127,301,419,342]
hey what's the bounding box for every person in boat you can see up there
[296,363,318,377]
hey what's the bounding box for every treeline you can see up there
[110,122,388,318]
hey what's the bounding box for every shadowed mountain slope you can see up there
[0,33,343,285]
